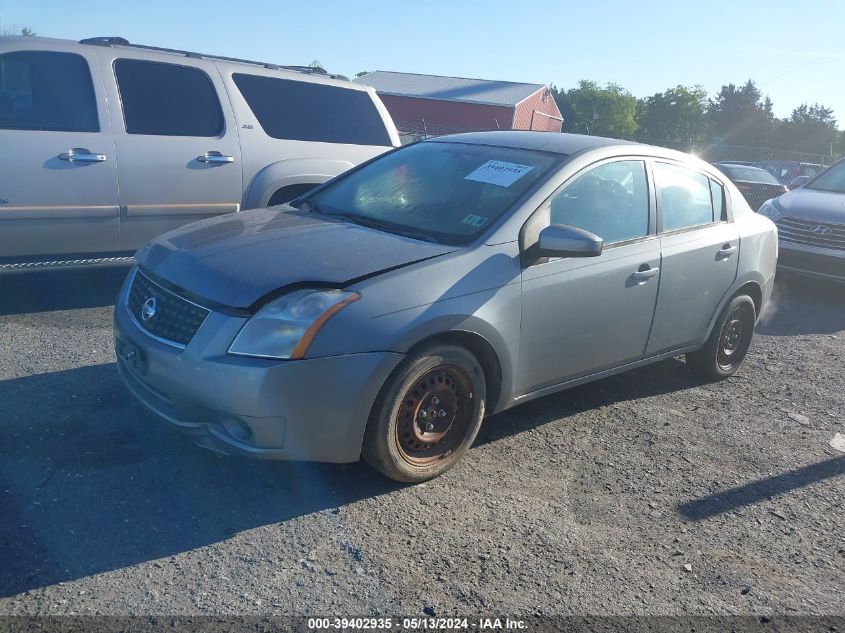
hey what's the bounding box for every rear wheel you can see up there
[362,344,486,483]
[686,294,756,380]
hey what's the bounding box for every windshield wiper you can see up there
[321,211,443,244]
[389,229,443,245]
[295,196,322,213]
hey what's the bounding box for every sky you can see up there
[2,0,844,127]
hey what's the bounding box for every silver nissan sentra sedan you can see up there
[114,132,778,482]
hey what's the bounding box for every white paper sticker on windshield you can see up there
[464,160,535,187]
[462,214,488,228]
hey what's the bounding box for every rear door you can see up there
[0,44,119,260]
[96,49,242,251]
[645,162,739,355]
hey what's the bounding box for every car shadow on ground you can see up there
[0,266,133,316]
[476,357,703,447]
[0,362,401,598]
[677,455,845,521]
[0,355,707,598]
[757,273,845,336]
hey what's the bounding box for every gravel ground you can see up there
[0,268,843,617]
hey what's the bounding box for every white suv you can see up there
[0,36,399,270]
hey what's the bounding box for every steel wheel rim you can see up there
[717,306,749,370]
[395,365,474,466]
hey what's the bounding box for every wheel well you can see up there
[267,183,319,206]
[407,331,503,412]
[736,281,763,317]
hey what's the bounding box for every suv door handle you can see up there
[197,151,234,164]
[59,148,107,163]
[631,265,659,284]
[717,243,737,259]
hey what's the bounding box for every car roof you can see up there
[715,162,771,173]
[0,35,354,85]
[429,131,642,155]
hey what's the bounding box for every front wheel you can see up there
[362,344,486,483]
[685,294,756,380]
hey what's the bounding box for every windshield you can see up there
[302,141,560,245]
[806,161,845,193]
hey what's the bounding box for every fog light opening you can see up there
[221,417,253,442]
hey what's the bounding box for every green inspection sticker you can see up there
[462,214,488,227]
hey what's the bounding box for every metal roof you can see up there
[354,71,545,107]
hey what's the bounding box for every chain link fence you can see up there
[393,119,839,194]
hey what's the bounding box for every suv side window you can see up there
[232,73,391,146]
[654,162,715,231]
[548,160,650,244]
[0,51,98,132]
[114,59,223,136]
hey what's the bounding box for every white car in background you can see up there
[0,35,399,270]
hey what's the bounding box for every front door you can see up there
[517,159,661,395]
[645,162,740,355]
[0,46,119,260]
[96,51,242,251]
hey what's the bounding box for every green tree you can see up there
[707,80,774,146]
[554,80,637,138]
[1,25,35,36]
[772,103,838,156]
[636,85,709,141]
[355,71,370,78]
[307,59,325,72]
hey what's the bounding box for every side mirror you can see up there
[788,176,810,190]
[537,224,603,258]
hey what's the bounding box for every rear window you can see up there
[719,164,780,185]
[233,73,391,146]
[655,162,716,231]
[0,51,98,132]
[114,59,223,136]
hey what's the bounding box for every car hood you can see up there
[135,207,458,309]
[775,188,845,223]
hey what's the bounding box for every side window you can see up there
[548,160,650,244]
[114,59,223,136]
[0,51,98,132]
[232,73,392,146]
[710,179,726,221]
[654,162,714,231]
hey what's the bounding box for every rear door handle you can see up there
[717,243,737,259]
[59,148,107,163]
[631,265,659,284]
[197,151,234,164]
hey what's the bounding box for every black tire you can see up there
[362,344,486,483]
[685,294,756,381]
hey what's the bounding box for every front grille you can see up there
[776,216,845,251]
[127,270,210,347]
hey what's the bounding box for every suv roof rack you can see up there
[78,37,348,80]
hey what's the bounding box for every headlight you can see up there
[229,288,360,360]
[758,200,782,221]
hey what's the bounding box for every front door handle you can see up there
[717,243,737,260]
[197,151,234,164]
[631,265,660,284]
[59,148,107,163]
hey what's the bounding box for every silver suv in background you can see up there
[0,36,399,270]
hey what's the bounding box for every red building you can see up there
[355,71,563,136]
